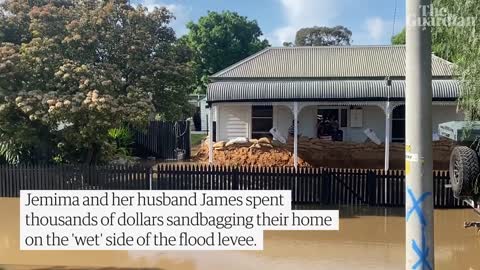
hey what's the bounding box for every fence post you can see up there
[367,170,377,206]
[157,164,164,190]
[149,167,153,190]
[185,120,191,160]
[232,167,239,190]
[321,169,331,205]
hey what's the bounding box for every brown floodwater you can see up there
[1,198,480,270]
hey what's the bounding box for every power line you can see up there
[391,0,399,40]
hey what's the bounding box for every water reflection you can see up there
[1,198,479,269]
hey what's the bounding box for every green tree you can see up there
[185,11,269,93]
[0,0,192,164]
[430,25,459,63]
[434,0,480,121]
[391,0,479,121]
[391,27,459,63]
[294,26,352,46]
[391,28,406,45]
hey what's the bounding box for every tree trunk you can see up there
[84,143,99,165]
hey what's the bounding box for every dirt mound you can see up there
[193,137,456,169]
[194,140,311,167]
[290,137,455,169]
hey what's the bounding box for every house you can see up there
[188,94,213,132]
[199,97,210,132]
[187,94,208,132]
[205,45,463,169]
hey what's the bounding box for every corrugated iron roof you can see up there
[207,80,459,103]
[211,46,455,79]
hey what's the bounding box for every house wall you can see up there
[273,105,317,139]
[298,106,318,138]
[347,106,386,143]
[344,105,463,143]
[215,104,464,143]
[273,105,292,139]
[216,104,317,141]
[217,104,251,141]
[274,105,381,142]
[273,106,317,138]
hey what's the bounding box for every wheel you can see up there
[449,146,480,198]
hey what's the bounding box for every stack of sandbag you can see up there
[193,137,310,167]
[210,137,276,150]
[284,137,456,169]
[194,136,455,169]
[248,137,274,149]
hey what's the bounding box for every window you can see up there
[251,106,273,139]
[392,105,405,142]
[317,109,348,127]
[341,109,348,128]
[318,109,339,123]
[317,108,345,141]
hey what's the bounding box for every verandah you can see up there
[207,100,456,170]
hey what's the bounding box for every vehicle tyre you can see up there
[449,146,480,198]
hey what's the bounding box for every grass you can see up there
[191,133,207,147]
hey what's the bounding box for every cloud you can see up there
[138,0,191,36]
[365,17,387,42]
[270,26,297,46]
[267,0,340,46]
[352,17,391,45]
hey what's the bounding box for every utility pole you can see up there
[405,0,434,269]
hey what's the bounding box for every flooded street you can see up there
[1,198,480,269]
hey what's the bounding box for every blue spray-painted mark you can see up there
[406,188,432,226]
[406,187,432,270]
[411,228,432,270]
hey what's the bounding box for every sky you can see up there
[132,0,407,46]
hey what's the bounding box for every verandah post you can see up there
[208,105,214,164]
[385,101,392,171]
[293,102,299,169]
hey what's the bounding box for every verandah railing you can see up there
[0,164,461,208]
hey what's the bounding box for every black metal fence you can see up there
[133,121,191,160]
[0,165,151,197]
[155,165,461,208]
[0,164,462,208]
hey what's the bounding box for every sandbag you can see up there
[258,137,271,144]
[213,141,225,148]
[260,143,273,148]
[225,137,249,147]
